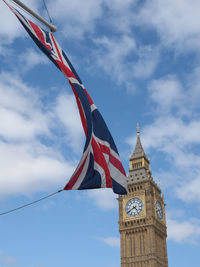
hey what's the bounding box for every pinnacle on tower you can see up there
[128,124,150,177]
[131,123,147,160]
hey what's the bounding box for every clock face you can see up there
[125,198,143,217]
[156,200,163,220]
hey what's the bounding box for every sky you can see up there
[0,0,200,266]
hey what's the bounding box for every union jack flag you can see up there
[4,0,127,194]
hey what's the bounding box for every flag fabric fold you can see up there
[4,0,127,194]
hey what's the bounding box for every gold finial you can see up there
[137,123,140,136]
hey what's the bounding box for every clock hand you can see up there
[127,205,139,213]
[127,207,136,213]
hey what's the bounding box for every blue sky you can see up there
[0,0,200,266]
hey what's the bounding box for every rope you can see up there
[0,189,63,216]
[42,0,53,23]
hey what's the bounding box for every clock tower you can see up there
[118,125,168,267]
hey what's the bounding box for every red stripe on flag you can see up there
[50,34,64,64]
[29,21,52,51]
[99,143,126,176]
[84,89,94,105]
[92,137,112,188]
[49,38,88,137]
[56,60,78,82]
[70,82,87,136]
[64,153,88,190]
[50,35,79,80]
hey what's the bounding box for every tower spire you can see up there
[131,124,146,159]
[128,124,150,179]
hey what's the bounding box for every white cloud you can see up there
[176,172,200,202]
[167,218,200,243]
[54,93,84,152]
[126,117,200,189]
[0,107,48,141]
[0,141,75,197]
[136,117,200,156]
[0,0,41,48]
[186,67,200,108]
[3,0,200,60]
[126,70,200,204]
[87,189,118,210]
[131,46,159,79]
[126,71,200,164]
[148,76,183,114]
[136,0,200,51]
[19,48,48,71]
[48,0,104,38]
[126,116,200,206]
[96,236,120,247]
[93,35,159,91]
[94,35,136,84]
[0,1,23,45]
[0,72,50,142]
[0,72,83,198]
[104,0,138,35]
[148,70,200,117]
[39,0,136,39]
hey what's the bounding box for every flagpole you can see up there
[11,0,56,32]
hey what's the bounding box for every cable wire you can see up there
[0,189,63,216]
[42,0,53,23]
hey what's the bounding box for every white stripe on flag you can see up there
[90,104,97,112]
[68,77,84,88]
[109,162,127,189]
[94,136,122,161]
[72,150,91,190]
[93,159,107,188]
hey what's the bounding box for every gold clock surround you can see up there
[123,193,146,221]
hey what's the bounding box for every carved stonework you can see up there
[118,125,168,267]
